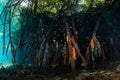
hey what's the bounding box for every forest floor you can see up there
[0,61,120,80]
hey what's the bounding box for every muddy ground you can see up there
[0,61,120,80]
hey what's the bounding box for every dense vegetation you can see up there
[0,0,120,73]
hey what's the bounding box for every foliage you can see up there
[30,0,108,17]
[0,0,119,65]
